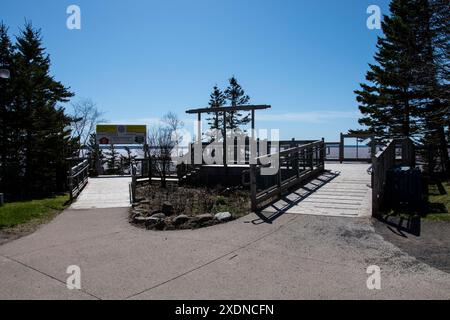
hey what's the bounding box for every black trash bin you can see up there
[385,166,423,210]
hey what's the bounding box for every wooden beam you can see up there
[251,109,255,131]
[223,111,227,169]
[186,105,271,114]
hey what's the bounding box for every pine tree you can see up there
[86,133,104,176]
[355,0,424,143]
[416,0,450,174]
[205,85,226,139]
[224,76,251,131]
[105,144,120,174]
[356,0,449,174]
[0,22,14,195]
[7,22,74,198]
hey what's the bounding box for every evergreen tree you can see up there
[355,0,449,174]
[86,133,104,176]
[105,144,119,174]
[205,85,226,140]
[224,76,251,131]
[355,0,424,143]
[2,22,74,198]
[415,0,450,174]
[0,23,14,195]
[206,85,225,130]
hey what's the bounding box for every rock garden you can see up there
[130,181,250,230]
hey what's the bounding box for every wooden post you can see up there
[251,109,255,166]
[251,109,255,131]
[372,158,378,216]
[197,113,201,141]
[250,164,257,212]
[321,138,325,169]
[339,133,344,163]
[131,165,137,204]
[190,143,194,166]
[195,112,202,166]
[257,138,260,157]
[315,143,318,167]
[69,166,74,202]
[223,111,227,170]
[370,136,376,164]
[277,152,282,195]
[293,139,300,177]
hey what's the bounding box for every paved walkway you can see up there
[70,176,131,209]
[262,163,372,219]
[1,210,449,299]
[0,164,449,299]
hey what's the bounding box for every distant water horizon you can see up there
[82,144,373,161]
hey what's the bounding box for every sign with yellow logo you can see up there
[96,124,147,145]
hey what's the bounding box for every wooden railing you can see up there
[249,140,325,211]
[68,159,89,201]
[371,137,416,216]
[179,139,318,165]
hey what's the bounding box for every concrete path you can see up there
[262,163,372,219]
[70,176,131,209]
[0,206,449,299]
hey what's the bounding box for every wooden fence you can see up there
[68,159,89,201]
[371,137,416,216]
[249,140,325,211]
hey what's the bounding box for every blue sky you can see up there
[2,0,389,141]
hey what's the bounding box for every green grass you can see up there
[425,180,450,221]
[0,194,70,229]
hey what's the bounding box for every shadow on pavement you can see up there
[376,214,422,237]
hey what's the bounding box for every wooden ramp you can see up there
[70,176,131,209]
[260,163,372,219]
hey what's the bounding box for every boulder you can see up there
[133,216,154,224]
[215,212,232,222]
[162,202,174,215]
[151,212,166,219]
[146,218,166,230]
[144,217,163,229]
[173,214,190,225]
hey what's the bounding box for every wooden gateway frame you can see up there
[185,104,272,168]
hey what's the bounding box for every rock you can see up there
[146,218,166,230]
[194,213,214,223]
[151,212,166,219]
[173,214,189,225]
[132,209,147,215]
[162,202,174,215]
[215,212,232,222]
[144,217,161,227]
[139,199,150,204]
[133,216,154,224]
